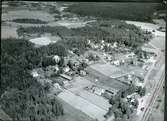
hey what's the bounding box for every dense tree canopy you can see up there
[1,38,64,121]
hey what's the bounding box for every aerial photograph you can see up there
[0,1,166,121]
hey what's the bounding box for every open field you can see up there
[58,90,106,121]
[29,36,61,46]
[58,76,110,121]
[88,63,129,78]
[57,98,95,121]
[86,64,129,92]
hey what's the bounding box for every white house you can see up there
[53,83,61,89]
[112,60,120,66]
[31,70,39,77]
[53,55,60,63]
[92,86,105,96]
[63,66,70,73]
[113,42,118,48]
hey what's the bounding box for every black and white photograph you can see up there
[1,1,166,121]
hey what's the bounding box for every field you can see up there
[66,2,164,21]
[58,90,106,121]
[57,98,95,121]
[29,36,61,46]
[58,76,110,121]
[86,63,129,90]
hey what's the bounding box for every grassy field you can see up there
[58,90,106,121]
[66,2,164,21]
[57,98,96,121]
[86,64,129,91]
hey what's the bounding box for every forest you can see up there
[1,38,67,121]
[12,18,48,24]
[16,20,151,55]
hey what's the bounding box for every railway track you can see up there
[141,70,165,121]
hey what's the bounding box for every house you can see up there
[141,45,157,55]
[31,70,39,77]
[127,93,139,101]
[44,65,59,77]
[112,60,120,66]
[63,66,70,73]
[53,83,61,89]
[91,86,105,96]
[113,42,118,48]
[53,55,60,63]
[80,70,86,76]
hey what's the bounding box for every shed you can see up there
[60,74,72,81]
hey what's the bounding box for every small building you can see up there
[102,90,115,99]
[63,66,70,73]
[91,86,105,96]
[53,55,60,63]
[31,70,39,77]
[60,74,72,81]
[113,42,118,48]
[53,83,61,89]
[112,60,120,66]
[80,70,87,76]
[127,92,139,101]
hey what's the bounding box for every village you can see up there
[1,1,165,121]
[30,34,158,121]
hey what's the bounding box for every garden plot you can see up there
[58,89,106,121]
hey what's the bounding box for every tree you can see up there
[114,109,123,119]
[132,98,139,108]
[137,86,146,97]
